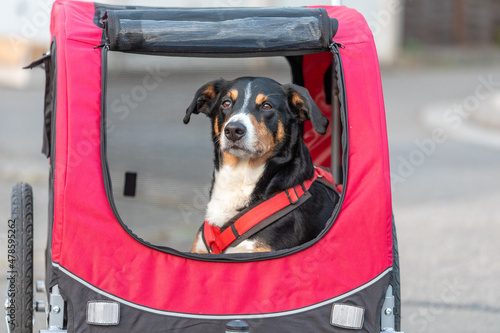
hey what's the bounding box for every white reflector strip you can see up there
[330,304,364,329]
[87,301,120,326]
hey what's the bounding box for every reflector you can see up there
[87,301,120,326]
[330,304,364,329]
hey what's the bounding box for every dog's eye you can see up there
[222,100,232,109]
[262,103,273,111]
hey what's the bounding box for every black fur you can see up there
[185,77,339,251]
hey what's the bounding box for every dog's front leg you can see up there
[190,231,209,253]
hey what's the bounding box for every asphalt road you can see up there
[1,56,499,332]
[383,63,500,332]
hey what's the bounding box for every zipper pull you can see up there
[94,43,110,50]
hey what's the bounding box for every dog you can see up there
[184,77,339,254]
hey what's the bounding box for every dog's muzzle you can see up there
[221,114,257,157]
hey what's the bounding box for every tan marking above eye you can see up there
[255,94,268,105]
[228,89,238,101]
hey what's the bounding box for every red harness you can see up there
[202,167,337,254]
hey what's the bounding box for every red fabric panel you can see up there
[302,51,333,168]
[51,0,102,262]
[50,1,392,315]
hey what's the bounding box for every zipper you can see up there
[330,41,348,184]
[294,40,349,257]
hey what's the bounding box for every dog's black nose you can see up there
[224,122,246,142]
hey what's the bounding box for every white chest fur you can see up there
[205,159,265,227]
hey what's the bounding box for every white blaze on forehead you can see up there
[222,81,253,138]
[240,82,252,112]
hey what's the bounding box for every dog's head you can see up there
[184,77,328,165]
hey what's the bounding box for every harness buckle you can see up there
[285,187,300,205]
[209,243,221,254]
[204,221,222,254]
[314,166,325,178]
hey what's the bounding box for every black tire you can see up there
[6,183,34,333]
[391,215,401,331]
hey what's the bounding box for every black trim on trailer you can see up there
[331,42,347,185]
[100,46,349,262]
[41,51,54,158]
[46,38,58,293]
[23,48,55,158]
[391,213,401,330]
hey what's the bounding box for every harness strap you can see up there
[202,167,336,254]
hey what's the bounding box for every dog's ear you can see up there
[284,83,329,135]
[184,79,226,124]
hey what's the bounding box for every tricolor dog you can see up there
[184,77,339,254]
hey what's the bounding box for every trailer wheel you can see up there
[6,183,34,333]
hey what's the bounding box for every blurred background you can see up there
[1,0,499,332]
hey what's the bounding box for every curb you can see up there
[420,100,500,149]
[469,92,500,130]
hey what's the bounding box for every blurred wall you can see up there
[404,0,500,46]
[344,0,404,65]
[0,0,52,87]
